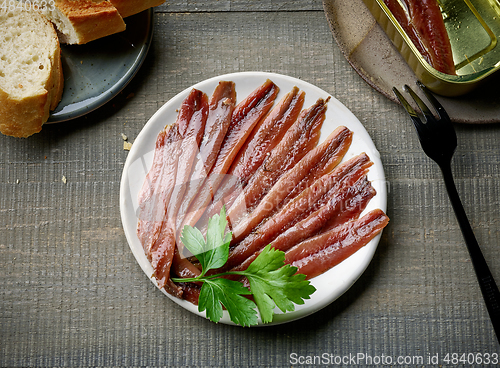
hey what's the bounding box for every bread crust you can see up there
[1,0,161,137]
[53,0,126,44]
[109,0,165,18]
[0,8,64,138]
[50,46,64,111]
[0,88,48,137]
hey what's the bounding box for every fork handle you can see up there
[440,163,500,341]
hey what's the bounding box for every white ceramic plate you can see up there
[119,72,387,326]
[47,10,153,123]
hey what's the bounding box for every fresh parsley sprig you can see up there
[171,206,316,326]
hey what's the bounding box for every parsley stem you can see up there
[171,271,247,284]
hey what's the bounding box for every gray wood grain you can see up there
[156,0,324,12]
[1,1,500,366]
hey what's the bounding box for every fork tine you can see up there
[392,87,418,118]
[392,87,426,135]
[416,81,450,122]
[403,84,435,123]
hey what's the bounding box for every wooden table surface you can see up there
[2,1,500,366]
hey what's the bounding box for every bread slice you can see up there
[35,0,126,45]
[109,0,165,18]
[0,7,64,138]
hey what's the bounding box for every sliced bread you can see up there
[109,0,165,18]
[34,0,126,45]
[0,7,64,138]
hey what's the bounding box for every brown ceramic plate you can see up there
[323,0,500,124]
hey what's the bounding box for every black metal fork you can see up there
[393,81,500,343]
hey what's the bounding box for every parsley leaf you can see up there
[180,206,231,276]
[198,278,257,327]
[172,206,316,326]
[238,244,316,323]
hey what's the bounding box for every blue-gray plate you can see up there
[47,9,154,123]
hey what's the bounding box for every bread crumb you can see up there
[62,175,67,184]
[121,133,128,141]
[16,179,19,184]
[123,141,133,151]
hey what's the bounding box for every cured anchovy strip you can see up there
[140,89,208,292]
[172,247,203,280]
[287,209,389,279]
[279,126,352,207]
[136,124,182,258]
[150,223,181,295]
[196,87,305,232]
[138,89,207,252]
[156,90,209,290]
[230,123,352,244]
[180,283,201,305]
[318,176,376,232]
[384,0,455,75]
[227,97,329,235]
[168,82,235,283]
[167,89,208,222]
[199,82,238,170]
[178,79,279,233]
[175,81,236,232]
[233,175,375,272]
[223,153,372,271]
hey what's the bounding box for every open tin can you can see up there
[363,0,500,96]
